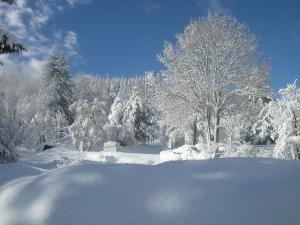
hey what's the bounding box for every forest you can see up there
[0,12,300,163]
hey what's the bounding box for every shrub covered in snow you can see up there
[160,144,218,161]
[160,143,266,162]
[69,98,108,151]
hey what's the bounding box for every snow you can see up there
[288,136,300,145]
[0,163,43,186]
[160,145,208,161]
[1,154,300,225]
[17,144,161,170]
[160,144,274,162]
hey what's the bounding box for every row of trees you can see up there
[0,54,158,160]
[0,12,299,162]
[0,0,26,162]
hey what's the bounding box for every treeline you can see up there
[0,12,299,163]
[0,53,160,161]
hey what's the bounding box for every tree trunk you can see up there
[206,107,212,143]
[193,117,198,145]
[214,113,220,143]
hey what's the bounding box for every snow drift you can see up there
[160,144,273,161]
[1,158,300,225]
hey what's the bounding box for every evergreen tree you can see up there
[108,92,123,126]
[1,0,14,4]
[104,92,125,144]
[35,51,73,143]
[70,98,107,151]
[122,89,156,145]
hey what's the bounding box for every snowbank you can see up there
[160,145,214,161]
[18,145,161,169]
[160,144,274,162]
[1,158,300,225]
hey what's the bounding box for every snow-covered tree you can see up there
[35,51,73,144]
[0,73,42,155]
[0,92,18,163]
[104,87,158,146]
[70,98,108,151]
[258,81,300,159]
[156,12,270,144]
[1,0,14,4]
[108,92,123,126]
[104,92,125,144]
[122,89,156,145]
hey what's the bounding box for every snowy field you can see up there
[1,145,300,225]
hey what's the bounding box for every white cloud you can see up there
[0,0,91,78]
[5,10,23,28]
[64,31,78,57]
[0,55,46,78]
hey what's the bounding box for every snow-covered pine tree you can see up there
[1,0,14,4]
[122,89,156,145]
[108,92,123,126]
[35,51,73,144]
[69,98,108,151]
[104,91,124,143]
[0,0,26,65]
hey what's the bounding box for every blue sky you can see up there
[1,0,299,89]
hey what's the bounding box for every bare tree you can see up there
[157,12,270,144]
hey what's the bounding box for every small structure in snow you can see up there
[103,141,119,152]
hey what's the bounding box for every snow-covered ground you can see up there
[1,144,300,225]
[17,143,162,169]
